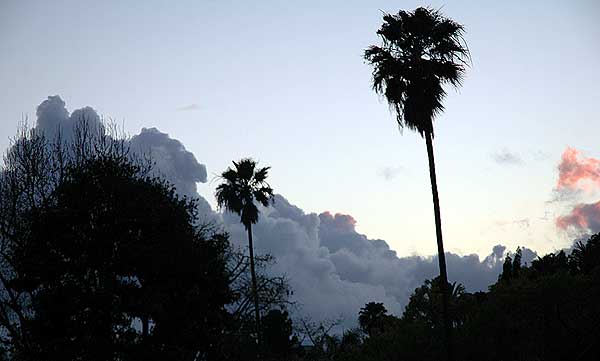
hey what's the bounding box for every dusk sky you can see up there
[1,0,599,259]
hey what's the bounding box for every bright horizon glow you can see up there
[1,0,599,258]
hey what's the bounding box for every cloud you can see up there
[33,96,212,218]
[130,127,207,195]
[556,201,600,234]
[491,148,523,165]
[553,147,600,234]
[35,95,103,139]
[556,147,600,191]
[378,166,405,180]
[176,103,200,111]
[222,194,536,328]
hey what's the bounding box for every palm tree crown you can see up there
[364,7,470,137]
[215,158,274,228]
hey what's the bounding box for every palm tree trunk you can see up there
[142,315,149,337]
[425,132,453,361]
[247,223,261,356]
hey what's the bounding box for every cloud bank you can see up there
[222,195,535,325]
[28,96,538,326]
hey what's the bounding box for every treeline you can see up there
[1,125,599,361]
[311,241,600,361]
[0,125,294,360]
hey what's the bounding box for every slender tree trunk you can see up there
[425,132,453,361]
[142,315,149,337]
[247,223,261,358]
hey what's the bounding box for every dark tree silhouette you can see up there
[0,124,236,360]
[261,309,298,360]
[364,7,470,360]
[335,238,600,361]
[569,233,600,274]
[358,302,388,337]
[215,158,274,351]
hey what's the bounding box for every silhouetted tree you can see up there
[0,123,236,360]
[297,317,341,360]
[364,8,470,360]
[0,122,131,355]
[326,239,600,361]
[358,302,388,337]
[261,309,298,360]
[227,250,291,326]
[215,158,274,352]
[530,250,568,276]
[569,233,600,274]
[498,248,523,283]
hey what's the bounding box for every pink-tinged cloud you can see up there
[556,201,600,233]
[557,147,600,191]
[320,211,357,231]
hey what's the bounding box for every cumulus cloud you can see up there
[35,96,103,139]
[33,96,212,217]
[29,95,538,328]
[221,194,536,327]
[130,127,207,196]
[492,148,523,165]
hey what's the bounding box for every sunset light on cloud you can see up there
[556,201,600,232]
[557,147,600,191]
[554,147,600,233]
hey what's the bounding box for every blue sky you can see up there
[1,0,599,257]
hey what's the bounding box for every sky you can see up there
[1,0,600,260]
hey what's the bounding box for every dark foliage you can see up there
[7,154,233,360]
[261,309,299,360]
[215,158,274,230]
[333,234,600,361]
[364,7,469,137]
[358,302,388,337]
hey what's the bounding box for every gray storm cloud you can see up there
[30,95,537,327]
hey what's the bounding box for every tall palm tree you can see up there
[364,7,470,361]
[215,158,274,349]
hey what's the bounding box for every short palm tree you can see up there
[215,158,274,348]
[364,7,470,361]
